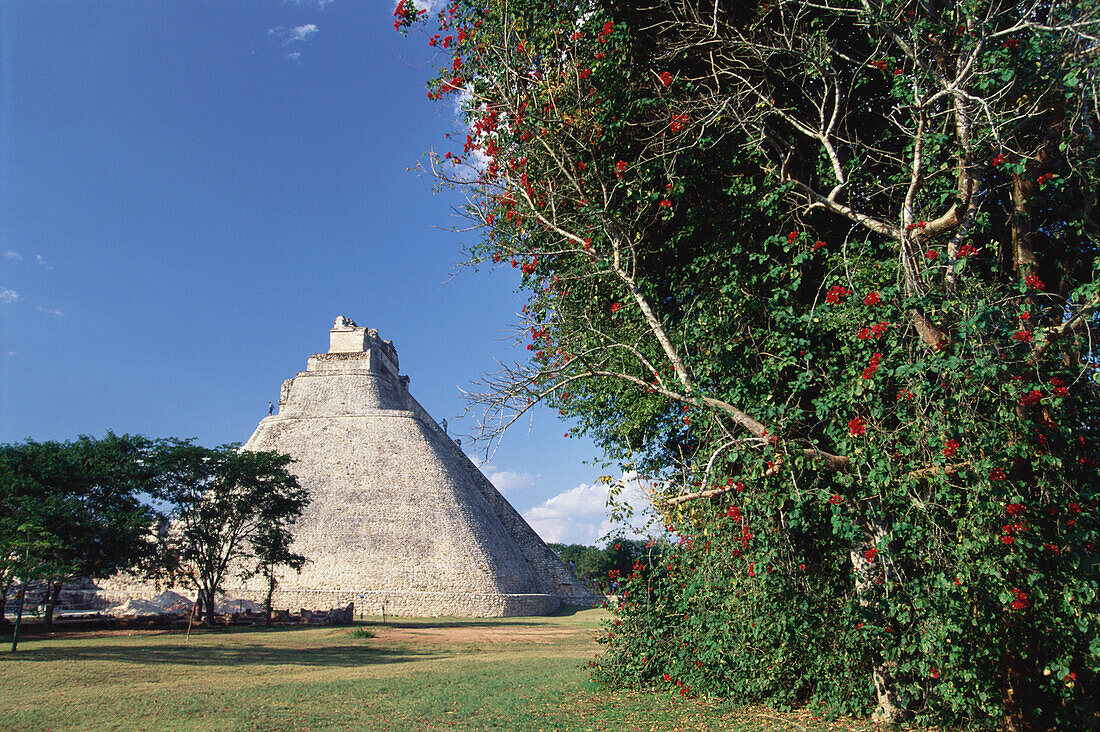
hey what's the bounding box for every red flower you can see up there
[1006,502,1025,517]
[1009,588,1030,610]
[787,231,798,244]
[864,548,878,562]
[614,161,627,178]
[942,438,960,458]
[989,467,1007,481]
[658,71,672,86]
[825,285,851,304]
[1012,329,1033,342]
[857,327,871,340]
[658,199,672,208]
[1024,274,1045,290]
[577,161,587,170]
[925,249,939,260]
[848,417,866,436]
[748,562,755,577]
[992,153,1005,166]
[864,291,881,306]
[669,114,689,132]
[871,322,889,337]
[812,240,827,251]
[663,673,672,682]
[861,352,883,380]
[896,388,914,401]
[957,243,979,257]
[827,494,844,504]
[578,68,592,80]
[1018,389,1042,407]
[610,302,621,313]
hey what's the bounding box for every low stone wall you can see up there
[69,583,562,618]
[269,589,561,617]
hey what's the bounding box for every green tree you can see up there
[154,441,308,626]
[398,0,1100,728]
[0,435,158,639]
[247,506,308,625]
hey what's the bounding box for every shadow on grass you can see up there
[361,605,598,630]
[1,643,440,668]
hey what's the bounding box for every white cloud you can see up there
[36,306,62,317]
[267,24,319,47]
[283,0,334,7]
[286,51,302,64]
[34,254,50,268]
[0,288,18,304]
[290,24,318,42]
[4,251,21,261]
[522,473,661,546]
[487,469,539,493]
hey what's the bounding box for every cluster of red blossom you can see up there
[1037,172,1056,186]
[1018,388,1043,407]
[1009,587,1030,610]
[857,322,889,340]
[825,284,851,304]
[1024,273,1045,290]
[992,153,1005,166]
[848,416,866,436]
[943,438,961,458]
[861,352,883,379]
[1002,502,1027,545]
[669,113,689,133]
[957,243,979,257]
[392,0,426,31]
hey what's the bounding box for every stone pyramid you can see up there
[239,317,592,616]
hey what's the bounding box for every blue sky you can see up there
[0,0,655,544]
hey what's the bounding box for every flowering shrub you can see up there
[398,0,1100,728]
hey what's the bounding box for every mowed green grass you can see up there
[0,608,875,732]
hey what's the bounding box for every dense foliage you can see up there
[397,0,1100,728]
[0,434,159,646]
[153,440,309,626]
[550,538,656,593]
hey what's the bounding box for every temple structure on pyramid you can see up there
[233,316,592,616]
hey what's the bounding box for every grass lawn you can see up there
[0,608,877,731]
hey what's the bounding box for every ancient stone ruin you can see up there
[229,317,592,616]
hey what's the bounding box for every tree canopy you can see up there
[398,0,1100,727]
[153,440,308,626]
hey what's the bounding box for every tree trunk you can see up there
[194,593,203,624]
[42,580,62,633]
[0,579,9,621]
[10,583,26,653]
[204,588,216,626]
[264,572,275,626]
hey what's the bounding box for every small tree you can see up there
[154,440,308,626]
[248,507,308,625]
